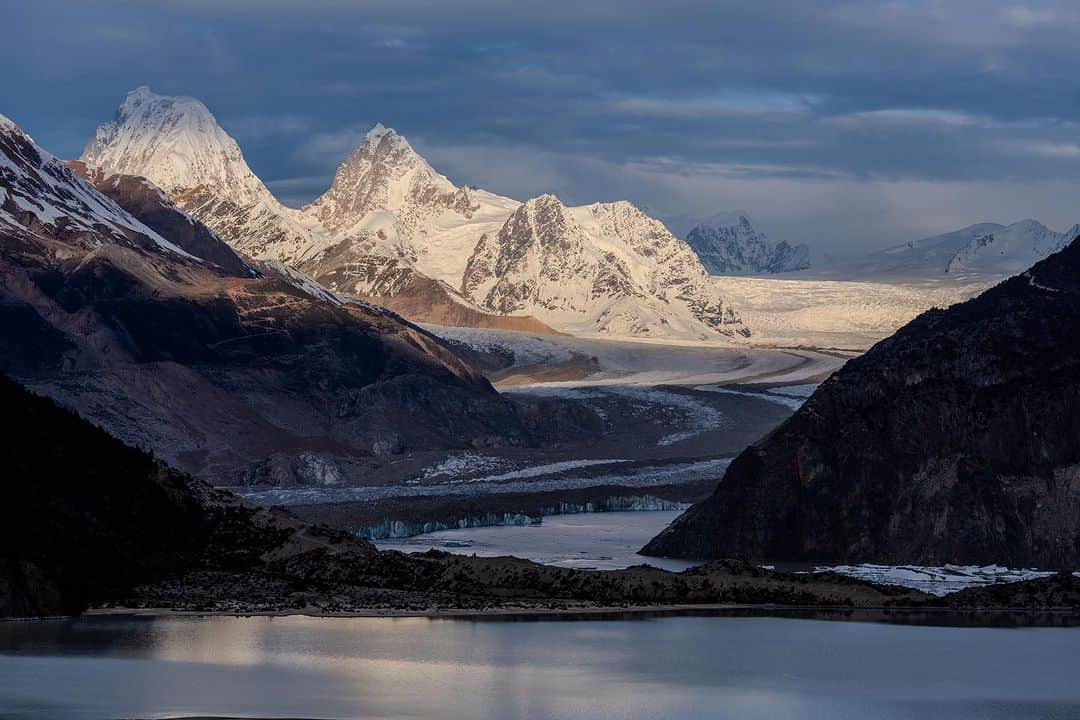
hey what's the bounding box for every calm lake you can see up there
[1,613,1078,719]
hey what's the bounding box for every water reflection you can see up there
[0,614,1078,719]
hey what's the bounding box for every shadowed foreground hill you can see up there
[0,372,300,617]
[644,237,1080,569]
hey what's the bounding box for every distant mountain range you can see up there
[682,212,1080,283]
[81,87,748,341]
[827,219,1080,282]
[685,211,811,275]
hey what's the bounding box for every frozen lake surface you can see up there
[1,614,1078,719]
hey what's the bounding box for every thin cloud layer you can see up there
[9,0,1080,254]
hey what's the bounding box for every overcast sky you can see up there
[9,0,1080,255]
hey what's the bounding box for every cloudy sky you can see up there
[10,0,1080,256]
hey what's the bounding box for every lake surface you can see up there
[376,510,697,572]
[1,614,1078,719]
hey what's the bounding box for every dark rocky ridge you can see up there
[68,160,253,277]
[644,237,1080,569]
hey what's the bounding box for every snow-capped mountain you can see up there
[462,195,747,339]
[1,112,191,259]
[685,211,810,275]
[945,219,1080,276]
[300,124,522,290]
[79,89,544,331]
[304,124,474,242]
[850,219,1080,280]
[81,88,748,340]
[81,86,321,261]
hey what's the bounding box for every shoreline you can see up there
[73,602,1080,624]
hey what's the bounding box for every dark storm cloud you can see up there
[8,0,1080,253]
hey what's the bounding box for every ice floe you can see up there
[817,563,1059,596]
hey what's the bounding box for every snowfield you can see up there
[713,275,990,350]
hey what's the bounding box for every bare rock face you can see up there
[644,237,1080,569]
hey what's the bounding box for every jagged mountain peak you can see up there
[302,120,462,234]
[527,192,564,205]
[82,86,269,208]
[304,122,473,239]
[518,193,570,214]
[462,191,748,339]
[362,122,415,152]
[82,87,325,262]
[504,194,580,243]
[686,211,810,275]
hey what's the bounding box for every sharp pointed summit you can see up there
[82,87,321,261]
[82,86,264,205]
[303,122,473,240]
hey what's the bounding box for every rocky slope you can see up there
[67,160,254,277]
[2,113,579,487]
[686,212,810,274]
[644,236,1080,568]
[82,88,746,340]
